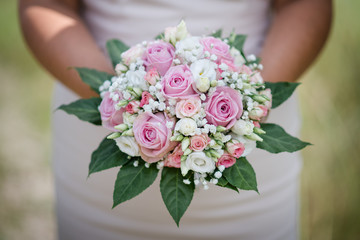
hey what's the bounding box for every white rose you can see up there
[190,59,217,92]
[125,69,148,90]
[115,136,140,157]
[230,134,256,157]
[182,152,215,175]
[175,118,197,136]
[231,119,254,135]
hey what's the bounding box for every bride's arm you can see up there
[260,0,333,83]
[18,0,114,98]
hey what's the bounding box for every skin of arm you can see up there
[18,0,114,98]
[260,0,333,83]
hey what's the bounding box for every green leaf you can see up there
[155,32,164,40]
[106,39,130,68]
[216,177,239,193]
[211,29,222,38]
[113,161,159,208]
[231,34,247,51]
[89,137,131,176]
[256,123,311,153]
[58,97,102,125]
[265,82,300,109]
[160,167,195,226]
[75,68,114,94]
[223,157,258,192]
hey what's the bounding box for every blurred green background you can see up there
[0,1,359,239]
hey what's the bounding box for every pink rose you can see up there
[205,86,243,129]
[249,105,268,121]
[144,68,160,85]
[121,44,144,65]
[200,37,234,63]
[133,112,177,163]
[164,144,183,168]
[175,97,201,118]
[99,92,125,131]
[216,152,236,168]
[125,101,140,114]
[253,121,261,128]
[161,65,198,99]
[139,91,153,107]
[226,141,245,158]
[189,134,211,152]
[143,41,175,76]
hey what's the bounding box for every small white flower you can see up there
[103,80,111,89]
[133,160,139,167]
[209,125,217,134]
[183,179,191,185]
[210,54,217,61]
[218,165,226,172]
[123,91,131,100]
[247,54,256,61]
[214,171,222,179]
[157,161,164,169]
[219,63,228,71]
[200,94,206,101]
[155,82,162,89]
[211,179,218,185]
[173,58,181,65]
[149,86,157,93]
[195,128,202,135]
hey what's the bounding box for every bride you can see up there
[19,0,332,239]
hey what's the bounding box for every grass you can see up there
[0,0,359,239]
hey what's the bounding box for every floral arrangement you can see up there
[59,21,310,226]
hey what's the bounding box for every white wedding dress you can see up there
[52,0,302,239]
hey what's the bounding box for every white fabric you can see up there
[52,0,302,239]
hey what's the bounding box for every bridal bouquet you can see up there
[59,21,310,226]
